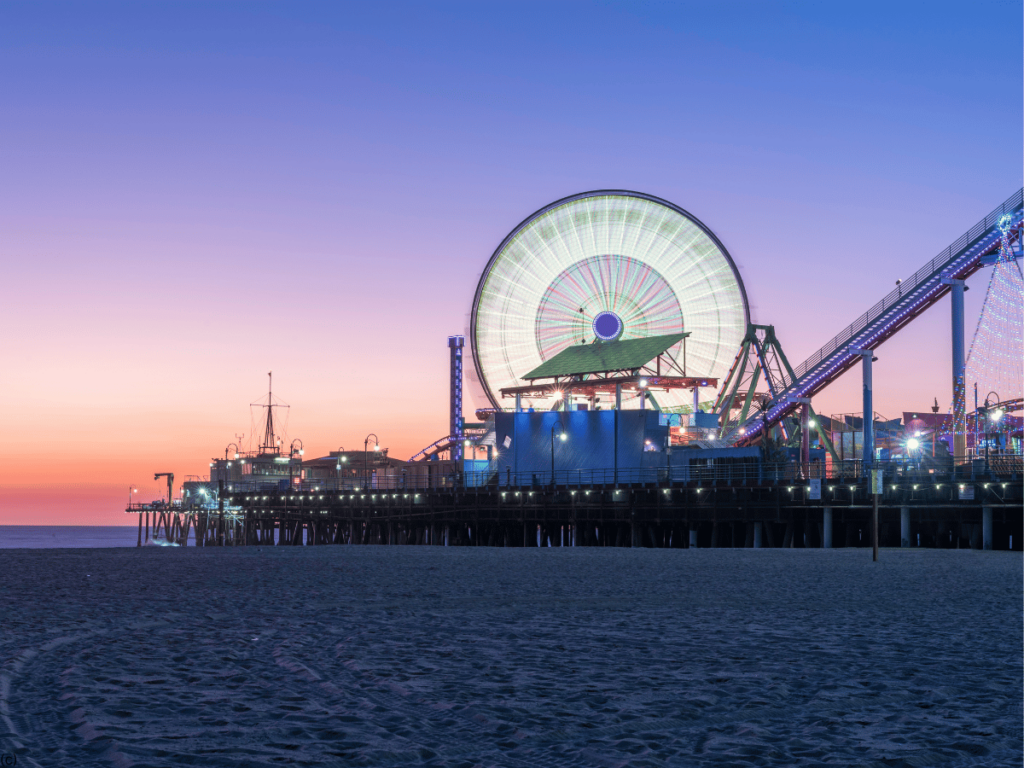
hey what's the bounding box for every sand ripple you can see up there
[0,548,1020,766]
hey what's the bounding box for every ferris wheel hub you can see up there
[592,311,624,341]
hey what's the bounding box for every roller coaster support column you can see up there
[850,349,876,472]
[942,277,967,459]
[788,396,811,477]
[800,403,810,477]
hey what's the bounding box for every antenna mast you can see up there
[250,372,289,456]
[254,371,278,455]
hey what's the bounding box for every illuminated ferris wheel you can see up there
[470,191,750,412]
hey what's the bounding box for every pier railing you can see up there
[211,456,1021,494]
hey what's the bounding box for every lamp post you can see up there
[982,391,1002,475]
[335,446,347,490]
[550,420,567,486]
[364,433,380,490]
[906,436,921,471]
[290,439,304,488]
[129,485,140,546]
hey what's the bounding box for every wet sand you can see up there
[0,547,1020,767]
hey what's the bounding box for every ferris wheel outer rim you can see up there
[469,189,752,410]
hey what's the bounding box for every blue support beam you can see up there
[448,336,465,462]
[851,349,875,471]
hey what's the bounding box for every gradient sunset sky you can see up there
[2,1,1021,524]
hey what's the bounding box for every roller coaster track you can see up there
[734,187,1024,444]
[408,427,488,462]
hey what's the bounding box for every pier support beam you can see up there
[822,508,832,548]
[983,507,993,550]
[689,528,698,548]
[901,506,911,547]
[753,521,763,549]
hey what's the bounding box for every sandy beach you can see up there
[0,547,1019,767]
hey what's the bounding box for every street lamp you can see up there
[332,447,348,489]
[550,420,567,486]
[982,391,1002,474]
[128,485,138,506]
[906,437,921,468]
[288,439,304,488]
[364,433,380,489]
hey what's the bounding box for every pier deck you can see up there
[128,474,1023,550]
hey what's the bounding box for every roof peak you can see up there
[523,332,689,380]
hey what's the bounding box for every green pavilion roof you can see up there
[522,332,688,380]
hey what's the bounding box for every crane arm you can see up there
[154,472,174,504]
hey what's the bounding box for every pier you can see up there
[128,461,1022,551]
[128,189,1023,553]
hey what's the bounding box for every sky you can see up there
[1,1,1021,524]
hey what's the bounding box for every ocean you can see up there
[0,525,188,548]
